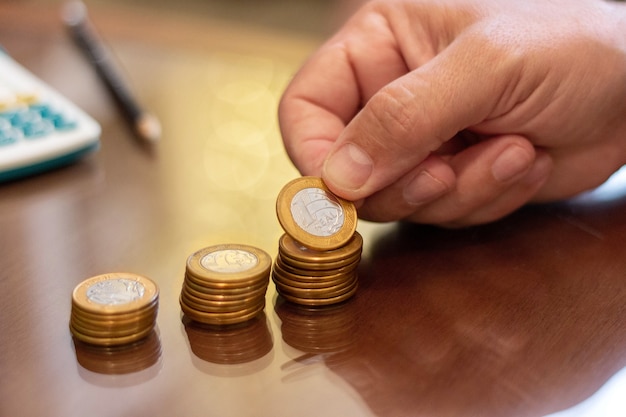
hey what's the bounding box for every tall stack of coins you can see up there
[274,177,362,306]
[70,272,159,347]
[180,244,271,326]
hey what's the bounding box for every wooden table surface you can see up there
[1,1,625,416]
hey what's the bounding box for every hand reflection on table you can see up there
[277,190,626,417]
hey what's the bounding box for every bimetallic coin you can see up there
[180,288,264,313]
[70,321,155,347]
[186,244,272,284]
[272,258,357,283]
[184,274,268,297]
[278,232,362,264]
[72,273,159,315]
[184,270,270,290]
[276,177,357,250]
[69,317,154,339]
[272,267,356,289]
[70,272,159,346]
[184,279,268,302]
[70,310,157,332]
[278,284,358,307]
[276,252,361,274]
[180,297,266,326]
[273,275,358,299]
[71,298,158,322]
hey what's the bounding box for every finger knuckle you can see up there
[369,86,423,151]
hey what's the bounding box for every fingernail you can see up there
[403,171,448,206]
[323,143,373,191]
[491,145,533,182]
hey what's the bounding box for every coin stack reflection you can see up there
[274,177,362,306]
[183,315,273,364]
[180,244,271,325]
[70,273,159,347]
[73,329,162,374]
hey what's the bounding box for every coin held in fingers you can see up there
[276,176,357,251]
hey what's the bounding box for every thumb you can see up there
[321,30,522,200]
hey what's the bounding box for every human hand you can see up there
[278,0,626,227]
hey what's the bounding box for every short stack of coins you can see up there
[180,244,271,326]
[274,176,362,306]
[70,272,159,347]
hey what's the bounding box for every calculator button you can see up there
[0,127,21,146]
[29,103,54,117]
[49,113,77,130]
[23,119,54,138]
[16,92,38,105]
[0,117,12,130]
[7,108,40,127]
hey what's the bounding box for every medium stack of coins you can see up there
[274,177,362,306]
[180,244,271,326]
[70,272,159,347]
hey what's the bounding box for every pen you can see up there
[62,1,161,143]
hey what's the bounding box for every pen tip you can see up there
[62,1,87,27]
[136,113,162,143]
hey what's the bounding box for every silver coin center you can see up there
[201,249,259,273]
[290,187,345,237]
[86,279,145,305]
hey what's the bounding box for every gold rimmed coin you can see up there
[276,177,357,251]
[273,275,358,299]
[275,254,360,278]
[186,244,272,285]
[70,272,159,346]
[278,232,362,264]
[72,273,159,316]
[272,268,356,289]
[70,322,155,347]
[180,288,263,313]
[182,282,269,303]
[278,255,360,273]
[69,318,153,339]
[180,296,265,315]
[71,299,158,322]
[180,298,266,326]
[272,259,356,284]
[183,275,269,301]
[184,271,269,292]
[70,310,157,331]
[278,284,358,307]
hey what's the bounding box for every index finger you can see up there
[278,8,410,175]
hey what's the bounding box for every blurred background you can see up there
[98,0,361,36]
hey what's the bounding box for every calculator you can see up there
[0,48,101,183]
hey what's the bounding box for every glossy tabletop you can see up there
[1,1,625,416]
